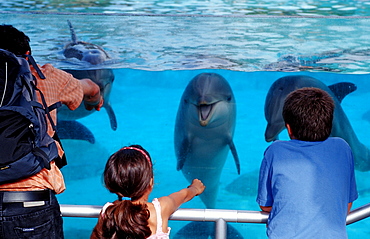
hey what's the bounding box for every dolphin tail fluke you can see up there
[57,120,95,144]
[173,221,244,239]
[328,82,357,103]
[104,103,118,131]
[67,20,78,44]
[229,140,240,174]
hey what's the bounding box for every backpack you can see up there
[0,49,64,183]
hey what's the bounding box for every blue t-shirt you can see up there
[256,137,358,239]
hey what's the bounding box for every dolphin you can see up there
[225,170,259,197]
[63,20,109,65]
[174,73,240,208]
[173,221,244,239]
[264,75,370,171]
[57,20,117,143]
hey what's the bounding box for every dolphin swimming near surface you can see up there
[174,73,240,209]
[63,20,109,65]
[57,20,117,143]
[264,75,370,171]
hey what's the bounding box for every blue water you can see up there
[1,1,370,238]
[54,69,370,238]
[2,13,370,74]
[2,0,370,16]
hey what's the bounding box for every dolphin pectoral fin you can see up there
[328,82,357,103]
[104,103,117,131]
[176,138,191,171]
[177,157,185,171]
[362,110,370,123]
[354,142,370,172]
[57,120,95,144]
[229,140,240,175]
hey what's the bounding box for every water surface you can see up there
[0,7,369,239]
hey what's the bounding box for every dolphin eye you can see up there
[227,96,232,101]
[184,99,188,104]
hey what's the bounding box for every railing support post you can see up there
[215,218,227,239]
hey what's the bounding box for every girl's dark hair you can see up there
[0,25,32,56]
[91,145,153,239]
[282,87,334,141]
[91,200,151,239]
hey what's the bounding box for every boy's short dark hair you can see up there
[0,24,31,56]
[282,87,334,141]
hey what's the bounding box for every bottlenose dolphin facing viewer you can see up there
[174,72,239,209]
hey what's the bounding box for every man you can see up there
[0,24,103,238]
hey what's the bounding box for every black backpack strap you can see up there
[21,54,61,132]
[20,76,35,102]
[23,54,61,132]
[29,86,66,169]
[52,132,67,168]
[25,54,45,79]
[32,82,59,131]
[48,101,62,112]
[32,147,51,170]
[24,54,66,169]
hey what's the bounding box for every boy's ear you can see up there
[286,124,294,139]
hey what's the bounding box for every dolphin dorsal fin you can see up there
[328,82,357,103]
[67,20,78,44]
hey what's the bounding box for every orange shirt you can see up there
[0,64,83,193]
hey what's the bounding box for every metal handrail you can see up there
[346,203,370,225]
[60,204,269,222]
[60,203,370,224]
[60,203,370,239]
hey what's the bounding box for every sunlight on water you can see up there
[2,0,370,16]
[1,13,370,73]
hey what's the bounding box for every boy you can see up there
[257,87,358,238]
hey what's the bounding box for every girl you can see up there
[91,145,205,239]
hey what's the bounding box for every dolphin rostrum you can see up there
[264,75,370,171]
[174,72,240,208]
